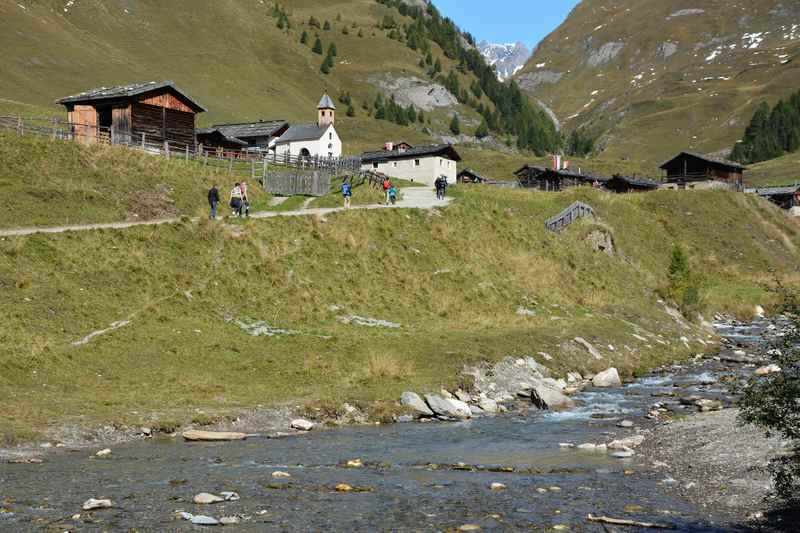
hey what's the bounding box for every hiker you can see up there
[240,181,250,217]
[435,176,447,200]
[388,184,398,206]
[382,176,392,205]
[341,179,352,209]
[207,184,220,220]
[229,182,243,217]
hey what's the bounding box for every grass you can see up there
[747,153,800,187]
[1,185,798,442]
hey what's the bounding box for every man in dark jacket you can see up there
[208,184,220,220]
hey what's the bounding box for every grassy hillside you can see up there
[1,185,798,442]
[518,0,800,167]
[748,153,800,187]
[0,0,492,154]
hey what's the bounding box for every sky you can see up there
[433,0,581,51]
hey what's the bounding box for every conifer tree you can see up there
[300,30,308,45]
[449,114,461,135]
[312,37,323,55]
[328,43,337,57]
[475,120,489,139]
[323,20,331,30]
[347,104,356,117]
[320,53,333,74]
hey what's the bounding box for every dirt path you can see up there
[0,187,450,237]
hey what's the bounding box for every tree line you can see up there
[731,91,800,164]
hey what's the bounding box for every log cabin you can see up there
[57,81,206,147]
[659,151,745,190]
[514,165,606,191]
[197,120,289,153]
[749,185,800,210]
[603,174,659,194]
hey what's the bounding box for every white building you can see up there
[274,94,342,158]
[360,143,461,186]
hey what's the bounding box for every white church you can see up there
[274,94,342,158]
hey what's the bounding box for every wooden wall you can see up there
[69,104,98,144]
[112,105,132,144]
[131,103,195,147]
[139,92,195,113]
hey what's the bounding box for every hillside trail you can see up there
[0,187,449,238]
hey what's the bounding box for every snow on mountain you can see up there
[478,41,531,81]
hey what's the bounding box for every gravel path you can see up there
[0,187,450,237]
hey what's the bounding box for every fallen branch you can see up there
[587,514,675,529]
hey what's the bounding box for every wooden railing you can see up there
[545,201,595,232]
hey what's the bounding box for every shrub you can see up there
[308,16,321,29]
[449,114,461,136]
[300,30,308,45]
[737,290,800,503]
[323,20,331,31]
[663,245,703,320]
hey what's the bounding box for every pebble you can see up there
[458,525,481,532]
[193,492,224,504]
[335,483,353,492]
[489,482,506,491]
[191,515,220,526]
[617,420,635,428]
[549,486,562,492]
[82,498,113,511]
[95,448,112,458]
[346,459,363,468]
[536,487,548,494]
[272,471,291,478]
[290,419,315,431]
[220,491,239,501]
[612,450,636,459]
[71,514,81,520]
[220,516,240,525]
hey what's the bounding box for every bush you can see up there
[663,245,703,320]
[737,290,800,503]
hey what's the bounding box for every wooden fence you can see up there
[545,201,595,232]
[0,115,364,192]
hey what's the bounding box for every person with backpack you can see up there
[382,177,392,205]
[240,181,250,217]
[388,184,398,206]
[229,182,243,217]
[341,179,352,209]
[207,184,220,220]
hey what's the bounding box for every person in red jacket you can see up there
[382,177,391,205]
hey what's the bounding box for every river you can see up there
[1,322,771,532]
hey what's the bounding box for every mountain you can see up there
[516,0,800,169]
[478,41,531,81]
[0,0,494,154]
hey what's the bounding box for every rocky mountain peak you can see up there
[478,40,531,81]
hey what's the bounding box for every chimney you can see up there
[384,142,394,151]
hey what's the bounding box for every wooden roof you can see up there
[659,151,745,172]
[605,175,660,189]
[57,81,207,113]
[361,144,462,163]
[513,164,606,183]
[206,120,288,140]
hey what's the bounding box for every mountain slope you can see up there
[478,41,530,81]
[0,0,488,153]
[517,0,800,168]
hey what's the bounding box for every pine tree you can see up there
[323,20,331,30]
[449,114,461,135]
[346,104,356,117]
[417,109,424,123]
[342,26,349,35]
[433,57,442,74]
[328,43,337,57]
[300,30,308,45]
[312,37,323,55]
[308,16,320,29]
[320,53,333,74]
[475,120,489,139]
[425,52,433,65]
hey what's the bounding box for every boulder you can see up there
[400,391,434,416]
[695,399,723,412]
[82,498,112,511]
[193,492,224,504]
[454,390,472,403]
[566,372,583,383]
[574,337,603,360]
[524,357,551,377]
[530,381,575,411]
[477,398,499,414]
[469,405,486,416]
[592,368,622,388]
[617,420,635,429]
[95,448,111,458]
[612,450,635,459]
[755,364,781,376]
[424,394,471,419]
[272,471,291,478]
[490,482,507,491]
[608,435,645,450]
[290,419,315,431]
[182,430,247,442]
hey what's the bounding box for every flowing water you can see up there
[1,323,771,532]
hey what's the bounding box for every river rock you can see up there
[696,398,723,412]
[592,368,622,388]
[458,525,481,532]
[82,498,113,511]
[490,482,507,491]
[346,459,363,468]
[530,381,575,411]
[220,491,239,501]
[291,419,315,431]
[617,420,635,428]
[542,377,567,390]
[191,515,220,526]
[612,450,636,459]
[335,483,353,492]
[469,405,486,416]
[608,435,645,450]
[440,389,455,399]
[755,364,781,376]
[524,357,551,377]
[566,372,583,383]
[95,448,112,458]
[477,398,499,413]
[400,391,434,416]
[272,471,291,478]
[194,492,224,504]
[182,430,247,442]
[455,390,472,403]
[424,394,471,419]
[220,516,240,525]
[577,443,598,451]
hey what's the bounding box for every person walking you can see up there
[434,176,443,200]
[341,179,352,209]
[240,181,250,217]
[382,176,392,205]
[388,184,398,206]
[229,182,243,217]
[207,184,220,220]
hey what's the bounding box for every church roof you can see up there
[275,123,329,144]
[317,94,336,110]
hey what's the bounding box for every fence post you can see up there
[141,132,146,149]
[17,115,22,136]
[164,141,170,159]
[51,117,57,139]
[228,157,233,174]
[185,144,189,162]
[204,152,208,166]
[110,126,116,145]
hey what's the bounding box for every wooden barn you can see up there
[659,152,745,190]
[604,174,659,194]
[751,185,800,210]
[197,120,289,152]
[457,168,488,184]
[514,165,605,191]
[57,81,206,147]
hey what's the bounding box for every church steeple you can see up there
[317,93,336,128]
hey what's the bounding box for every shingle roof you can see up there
[195,128,248,146]
[513,164,607,183]
[458,168,488,181]
[660,151,745,171]
[56,80,207,112]
[605,175,660,189]
[361,144,462,163]
[209,120,288,140]
[275,123,329,143]
[753,185,800,197]
[318,94,336,110]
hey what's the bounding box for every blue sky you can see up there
[434,0,581,51]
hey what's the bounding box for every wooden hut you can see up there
[751,185,800,210]
[197,120,289,152]
[457,168,488,184]
[514,165,605,191]
[57,81,206,147]
[604,175,659,194]
[659,152,745,190]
